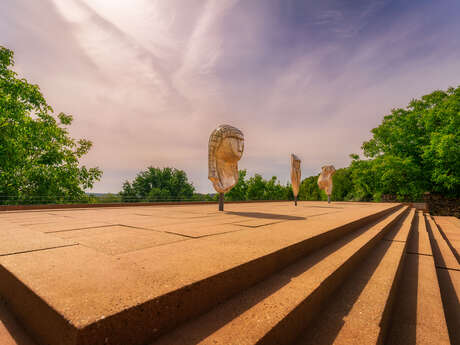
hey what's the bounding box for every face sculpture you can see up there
[317,165,336,196]
[208,125,244,194]
[290,154,301,199]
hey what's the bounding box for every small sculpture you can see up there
[318,165,336,204]
[208,125,244,211]
[290,154,301,206]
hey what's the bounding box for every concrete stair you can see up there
[1,204,459,345]
[151,206,408,345]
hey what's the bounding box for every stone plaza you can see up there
[0,201,458,345]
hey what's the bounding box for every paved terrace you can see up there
[0,201,405,344]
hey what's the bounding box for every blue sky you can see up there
[1,0,460,193]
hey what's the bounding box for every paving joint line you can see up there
[45,224,117,234]
[118,224,194,238]
[435,266,460,272]
[0,243,79,257]
[406,251,432,257]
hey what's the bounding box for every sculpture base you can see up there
[219,193,224,211]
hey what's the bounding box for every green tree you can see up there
[298,175,325,201]
[120,167,195,202]
[331,168,354,201]
[263,176,291,200]
[246,174,266,200]
[0,46,102,204]
[350,154,423,201]
[359,86,460,198]
[225,170,249,201]
[244,173,291,201]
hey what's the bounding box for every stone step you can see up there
[385,211,451,345]
[295,208,415,345]
[426,214,460,345]
[0,203,403,345]
[426,214,460,271]
[436,267,460,345]
[0,297,36,345]
[150,207,408,345]
[432,216,460,264]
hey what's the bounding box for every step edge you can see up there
[258,206,408,345]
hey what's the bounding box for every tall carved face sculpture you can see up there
[208,125,244,193]
[318,165,336,196]
[291,154,301,198]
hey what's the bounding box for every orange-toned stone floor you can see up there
[0,201,400,345]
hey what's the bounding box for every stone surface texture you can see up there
[0,204,458,345]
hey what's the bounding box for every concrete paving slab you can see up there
[51,225,188,255]
[144,223,248,238]
[0,245,173,345]
[0,226,77,256]
[22,221,115,233]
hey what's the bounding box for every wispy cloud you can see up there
[1,0,459,192]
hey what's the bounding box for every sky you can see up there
[1,0,460,193]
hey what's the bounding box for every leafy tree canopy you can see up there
[353,86,460,199]
[120,167,195,202]
[0,46,102,204]
[225,170,292,201]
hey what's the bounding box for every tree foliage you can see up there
[120,167,195,202]
[352,86,460,200]
[0,46,102,204]
[298,175,324,201]
[225,170,292,201]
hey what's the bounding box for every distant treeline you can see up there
[89,168,294,203]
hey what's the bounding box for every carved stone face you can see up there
[215,136,244,163]
[318,165,336,196]
[291,154,301,198]
[208,125,244,194]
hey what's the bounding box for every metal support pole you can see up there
[328,195,331,204]
[219,193,224,211]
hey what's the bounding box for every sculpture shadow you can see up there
[225,211,305,221]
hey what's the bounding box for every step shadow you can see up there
[383,212,419,345]
[433,220,460,264]
[0,298,37,345]
[151,211,387,345]
[436,268,460,345]
[426,218,460,344]
[294,209,412,345]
